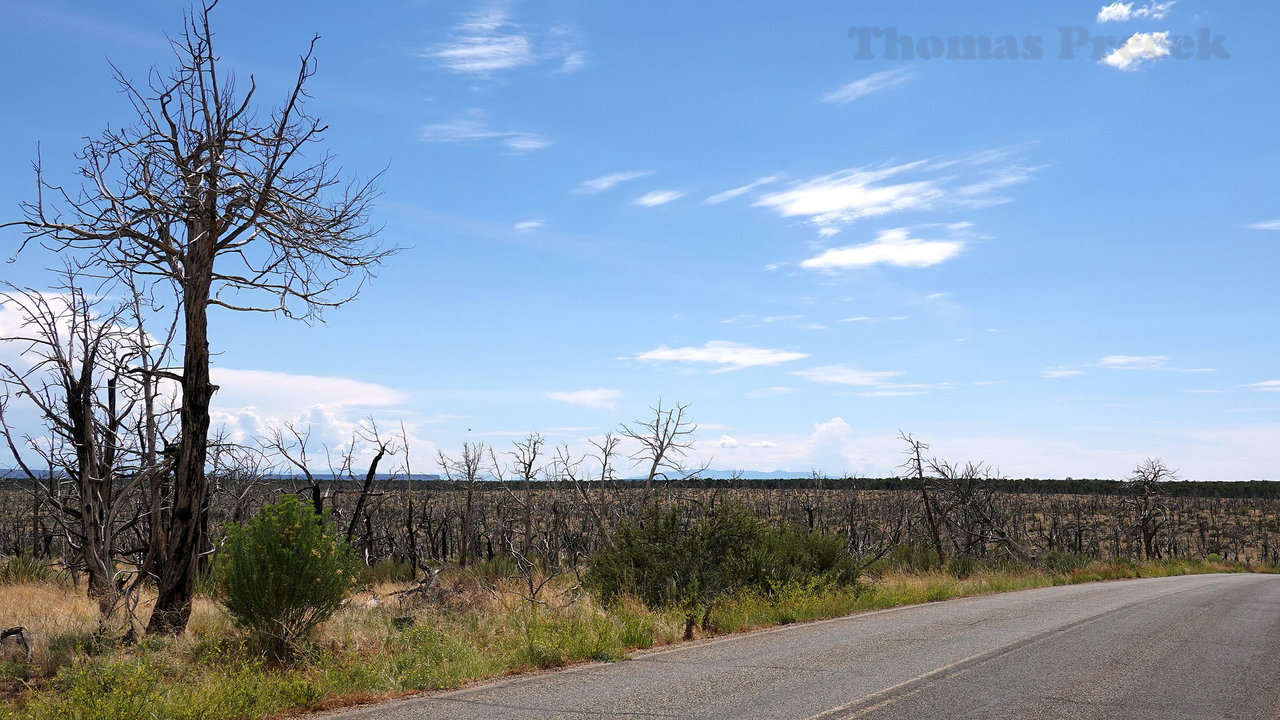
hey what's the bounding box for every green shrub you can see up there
[216,495,361,659]
[0,552,66,586]
[747,527,861,592]
[586,505,764,638]
[365,557,417,585]
[946,555,978,579]
[1040,551,1091,574]
[586,504,860,639]
[878,544,940,573]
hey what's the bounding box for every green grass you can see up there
[1,556,1273,720]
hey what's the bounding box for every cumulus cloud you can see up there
[421,112,550,153]
[705,175,783,204]
[1103,32,1172,70]
[821,69,913,104]
[715,435,740,449]
[546,388,622,411]
[635,341,808,372]
[1098,355,1167,369]
[800,228,966,271]
[632,190,686,207]
[1096,1,1175,23]
[573,171,653,194]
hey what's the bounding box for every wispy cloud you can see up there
[1042,368,1086,378]
[1099,355,1168,369]
[513,220,543,232]
[546,388,622,411]
[424,8,585,76]
[1096,1,1175,23]
[1103,32,1172,71]
[754,153,1037,237]
[421,111,550,153]
[755,162,939,236]
[792,364,943,397]
[705,175,783,204]
[425,9,534,75]
[792,364,905,387]
[1247,219,1280,231]
[632,190,686,207]
[1246,380,1280,393]
[558,50,588,74]
[821,69,913,104]
[800,227,967,271]
[635,341,808,372]
[573,170,653,194]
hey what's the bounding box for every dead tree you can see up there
[899,432,946,564]
[1126,458,1173,559]
[437,443,489,568]
[620,401,702,497]
[506,433,544,555]
[0,273,175,618]
[6,3,391,634]
[928,457,1035,562]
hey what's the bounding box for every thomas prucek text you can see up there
[847,26,1229,62]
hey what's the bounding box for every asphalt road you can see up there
[318,573,1280,720]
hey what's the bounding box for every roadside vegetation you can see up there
[1,494,1274,720]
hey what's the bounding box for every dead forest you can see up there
[3,436,1278,592]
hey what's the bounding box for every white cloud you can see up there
[753,154,1035,237]
[205,369,435,469]
[635,341,808,372]
[513,220,543,232]
[558,51,588,74]
[1248,219,1280,231]
[211,368,405,410]
[821,69,913,104]
[426,9,534,75]
[755,162,941,236]
[705,175,783,204]
[1096,2,1175,23]
[1042,368,1086,378]
[1098,355,1167,369]
[1246,380,1280,392]
[792,364,904,387]
[421,112,550,153]
[715,434,740,449]
[747,440,777,448]
[546,388,622,411]
[425,8,585,76]
[632,190,686,207]
[573,170,653,194]
[800,228,965,271]
[1103,32,1172,71]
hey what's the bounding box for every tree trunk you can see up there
[147,231,215,635]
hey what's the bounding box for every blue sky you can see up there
[1,1,1277,480]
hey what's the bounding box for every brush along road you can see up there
[317,573,1280,719]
